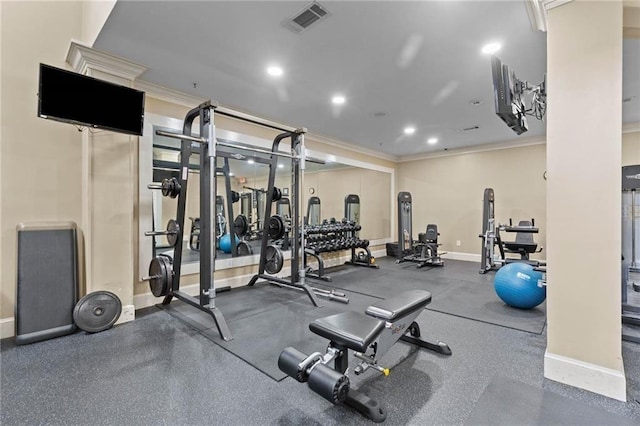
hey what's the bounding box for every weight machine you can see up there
[396,191,445,268]
[343,194,378,268]
[478,188,542,274]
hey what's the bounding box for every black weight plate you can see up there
[237,241,253,256]
[166,219,180,247]
[231,190,240,203]
[73,291,122,333]
[265,244,284,274]
[272,187,282,202]
[234,215,249,237]
[268,215,285,240]
[149,256,172,297]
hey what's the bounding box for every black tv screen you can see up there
[38,63,145,136]
[490,55,527,135]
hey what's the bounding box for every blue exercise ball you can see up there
[494,262,546,309]
[219,233,239,254]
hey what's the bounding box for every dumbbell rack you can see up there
[303,220,379,281]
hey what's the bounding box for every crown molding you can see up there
[134,79,208,108]
[397,136,547,163]
[304,132,399,163]
[66,40,147,80]
[525,0,574,32]
[623,122,640,134]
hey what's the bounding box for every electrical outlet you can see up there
[456,240,461,247]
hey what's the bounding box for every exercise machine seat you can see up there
[425,224,439,243]
[365,289,432,321]
[310,311,385,353]
[503,221,538,254]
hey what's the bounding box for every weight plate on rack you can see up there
[264,244,284,274]
[272,187,282,202]
[234,215,249,237]
[166,219,180,247]
[237,240,253,256]
[161,177,181,198]
[268,215,286,240]
[148,255,172,297]
[73,291,122,333]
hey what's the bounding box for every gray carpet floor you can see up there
[1,258,639,425]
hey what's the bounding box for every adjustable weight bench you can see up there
[278,289,451,423]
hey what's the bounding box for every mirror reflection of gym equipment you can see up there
[306,196,321,225]
[622,165,640,343]
[478,188,543,274]
[396,191,445,268]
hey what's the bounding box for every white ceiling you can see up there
[94,1,640,158]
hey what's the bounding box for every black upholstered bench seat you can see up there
[309,311,385,353]
[365,289,432,321]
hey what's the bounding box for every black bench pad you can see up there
[309,311,385,353]
[365,289,432,321]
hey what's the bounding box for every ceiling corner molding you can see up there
[134,79,207,108]
[66,40,147,81]
[525,0,574,32]
[305,132,399,163]
[397,136,547,163]
[623,122,640,134]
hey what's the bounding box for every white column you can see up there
[544,0,626,401]
[66,42,147,324]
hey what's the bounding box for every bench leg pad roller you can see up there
[308,363,350,404]
[278,347,309,382]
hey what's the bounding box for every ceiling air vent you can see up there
[284,1,330,34]
[457,125,480,133]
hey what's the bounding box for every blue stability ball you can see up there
[494,262,546,309]
[219,234,239,254]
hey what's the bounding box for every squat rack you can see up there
[145,100,335,341]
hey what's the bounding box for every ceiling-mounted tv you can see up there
[37,63,145,136]
[491,55,528,135]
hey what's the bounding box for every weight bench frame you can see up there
[278,289,451,423]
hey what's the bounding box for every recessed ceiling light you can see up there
[481,42,501,55]
[229,172,234,177]
[247,159,255,164]
[278,164,284,169]
[266,65,283,77]
[427,137,438,145]
[332,95,346,105]
[404,126,416,135]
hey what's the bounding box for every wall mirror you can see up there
[139,113,394,281]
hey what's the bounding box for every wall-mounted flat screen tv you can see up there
[37,63,145,136]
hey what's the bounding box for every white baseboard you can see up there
[115,304,135,325]
[440,251,481,262]
[544,350,627,402]
[1,317,14,339]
